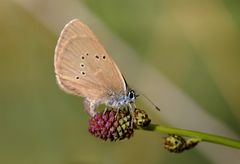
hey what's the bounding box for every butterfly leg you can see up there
[128,103,135,128]
[115,107,120,118]
[103,107,109,114]
[84,98,97,117]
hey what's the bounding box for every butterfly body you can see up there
[107,89,136,108]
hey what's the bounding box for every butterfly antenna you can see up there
[141,94,160,111]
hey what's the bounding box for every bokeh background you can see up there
[0,0,240,163]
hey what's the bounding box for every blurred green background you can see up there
[0,0,240,164]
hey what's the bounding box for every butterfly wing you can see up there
[54,19,126,101]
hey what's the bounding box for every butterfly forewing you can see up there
[54,19,126,101]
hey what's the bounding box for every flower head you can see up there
[164,134,187,153]
[88,108,151,141]
[164,134,200,153]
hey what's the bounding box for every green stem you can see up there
[139,124,240,149]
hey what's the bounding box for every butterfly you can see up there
[54,19,137,117]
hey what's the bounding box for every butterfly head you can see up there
[127,89,138,103]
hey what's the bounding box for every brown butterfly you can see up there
[54,19,137,116]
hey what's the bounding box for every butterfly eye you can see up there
[128,90,135,99]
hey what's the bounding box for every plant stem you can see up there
[139,124,240,149]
